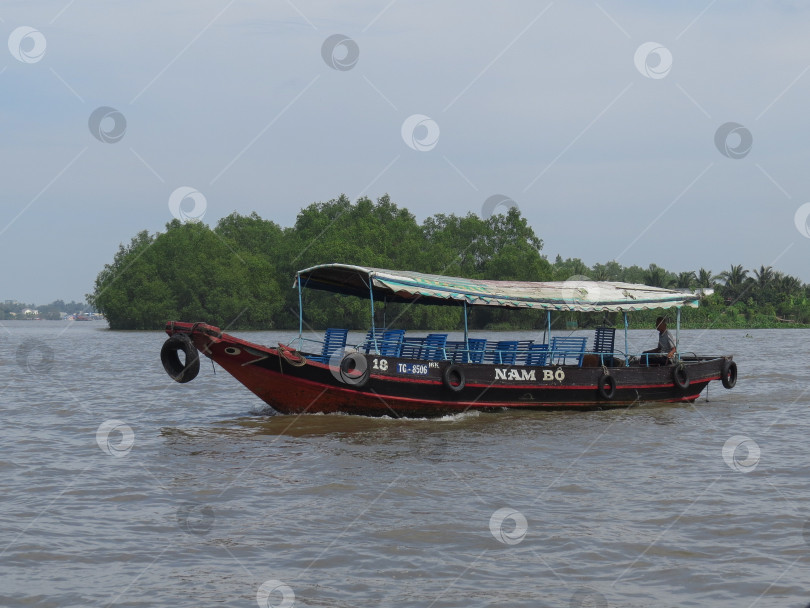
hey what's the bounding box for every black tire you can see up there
[161,334,200,383]
[597,373,616,400]
[673,363,690,390]
[442,364,465,392]
[721,359,737,389]
[339,353,369,387]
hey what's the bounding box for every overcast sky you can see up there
[2,0,810,304]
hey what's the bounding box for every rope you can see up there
[278,343,307,367]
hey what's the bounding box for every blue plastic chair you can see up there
[593,327,616,365]
[516,340,534,362]
[378,330,405,357]
[363,328,405,356]
[400,337,425,359]
[485,340,518,364]
[422,334,448,361]
[550,336,587,366]
[361,328,386,353]
[308,328,348,363]
[497,341,519,365]
[466,339,487,363]
[445,340,467,362]
[524,344,549,366]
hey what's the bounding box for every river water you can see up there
[2,321,809,607]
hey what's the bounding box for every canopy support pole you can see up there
[296,273,304,349]
[675,307,681,361]
[547,311,551,343]
[369,280,378,354]
[463,300,469,347]
[623,312,629,367]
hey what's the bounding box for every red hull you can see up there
[164,322,733,417]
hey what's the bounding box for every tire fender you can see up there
[161,334,200,383]
[339,352,370,387]
[442,364,465,392]
[673,363,690,390]
[721,359,737,389]
[597,373,616,400]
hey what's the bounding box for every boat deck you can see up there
[300,327,674,368]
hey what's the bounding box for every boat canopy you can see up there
[295,264,701,312]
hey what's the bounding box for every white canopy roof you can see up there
[296,264,701,312]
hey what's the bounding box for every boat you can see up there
[159,264,737,417]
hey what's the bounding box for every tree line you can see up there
[0,300,88,320]
[87,195,810,330]
[552,257,810,329]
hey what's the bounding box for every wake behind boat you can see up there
[160,264,737,417]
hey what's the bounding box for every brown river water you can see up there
[2,321,809,607]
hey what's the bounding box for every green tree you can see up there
[552,256,589,280]
[591,261,622,281]
[717,264,750,301]
[696,268,714,288]
[753,265,774,290]
[87,195,810,331]
[89,221,283,329]
[643,264,673,288]
[675,271,696,289]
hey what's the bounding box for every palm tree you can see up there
[753,265,774,289]
[644,264,669,288]
[591,266,610,281]
[675,271,696,289]
[717,264,749,289]
[593,260,622,281]
[717,264,750,301]
[776,273,802,295]
[696,268,714,288]
[553,256,589,281]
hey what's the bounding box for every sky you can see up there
[2,0,810,304]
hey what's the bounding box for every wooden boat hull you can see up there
[165,322,733,417]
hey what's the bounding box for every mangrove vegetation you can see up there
[87,195,810,330]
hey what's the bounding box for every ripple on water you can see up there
[2,324,809,606]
